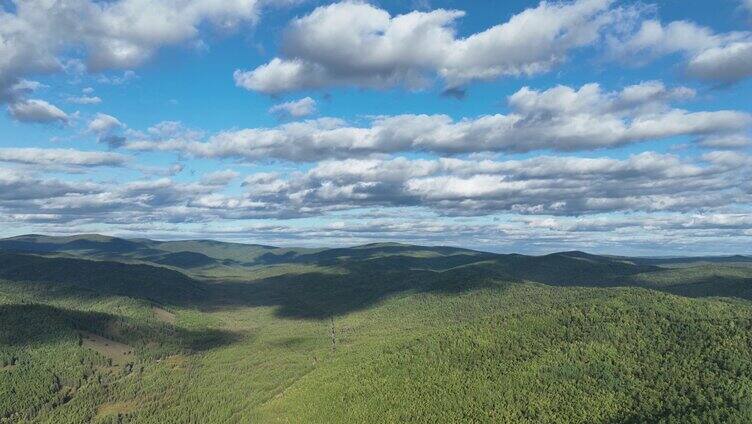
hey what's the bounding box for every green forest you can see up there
[2,234,752,423]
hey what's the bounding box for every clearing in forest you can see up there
[152,306,176,324]
[95,401,137,420]
[80,332,134,366]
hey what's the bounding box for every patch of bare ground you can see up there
[95,401,137,421]
[164,354,187,369]
[152,306,176,324]
[80,332,135,366]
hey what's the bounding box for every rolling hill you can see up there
[2,234,752,423]
[0,252,206,304]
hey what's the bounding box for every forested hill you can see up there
[0,252,205,304]
[3,234,752,423]
[3,233,749,272]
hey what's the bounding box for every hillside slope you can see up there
[256,284,752,423]
[0,252,205,304]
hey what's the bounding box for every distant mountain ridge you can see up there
[1,234,750,275]
[0,234,490,268]
[3,233,751,311]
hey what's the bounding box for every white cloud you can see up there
[0,0,294,106]
[10,79,47,94]
[699,134,752,149]
[235,0,636,93]
[0,148,128,167]
[6,0,262,70]
[201,169,240,186]
[269,97,317,118]
[611,19,752,84]
[53,150,752,220]
[147,121,192,138]
[686,42,752,83]
[83,0,265,71]
[0,153,749,255]
[7,99,68,123]
[67,95,102,105]
[128,81,751,161]
[88,113,127,148]
[0,168,100,201]
[231,152,749,217]
[88,113,123,134]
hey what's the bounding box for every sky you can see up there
[0,0,751,255]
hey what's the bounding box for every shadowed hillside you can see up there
[0,252,206,304]
[4,234,752,318]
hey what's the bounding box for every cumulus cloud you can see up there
[88,113,127,147]
[0,148,128,168]
[0,153,749,255]
[235,0,637,93]
[13,149,720,227]
[7,99,68,123]
[88,113,123,134]
[0,167,242,226]
[611,19,752,84]
[687,42,752,83]
[269,97,316,119]
[0,168,100,202]
[0,79,70,124]
[0,0,293,108]
[128,81,751,161]
[228,152,751,217]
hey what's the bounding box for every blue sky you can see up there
[0,0,751,255]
